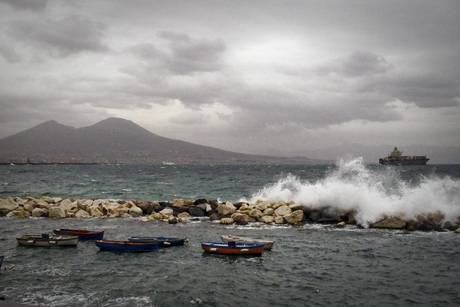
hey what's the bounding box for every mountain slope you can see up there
[0,118,321,164]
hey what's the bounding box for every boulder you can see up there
[289,203,304,211]
[75,209,90,218]
[168,216,178,224]
[23,202,36,212]
[414,212,444,231]
[217,202,236,216]
[220,217,234,225]
[260,215,274,224]
[209,213,220,221]
[0,198,18,216]
[231,212,251,225]
[197,203,212,213]
[372,217,407,229]
[159,207,174,217]
[233,202,248,210]
[336,221,346,228]
[271,202,285,210]
[128,205,143,217]
[135,201,160,215]
[149,212,163,221]
[61,200,79,214]
[188,206,205,217]
[34,199,51,209]
[208,199,219,210]
[238,203,250,211]
[255,201,270,211]
[59,198,73,208]
[284,210,304,225]
[89,206,104,218]
[178,212,192,219]
[274,205,292,217]
[172,199,193,208]
[455,227,460,234]
[263,208,274,216]
[49,206,67,219]
[249,209,263,219]
[31,207,48,217]
[6,209,30,218]
[443,221,458,231]
[78,199,93,211]
[193,198,209,206]
[274,216,285,224]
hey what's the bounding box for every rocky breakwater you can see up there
[0,197,459,232]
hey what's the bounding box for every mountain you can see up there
[0,118,322,164]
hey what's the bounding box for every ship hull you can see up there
[379,158,429,165]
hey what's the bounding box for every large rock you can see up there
[128,204,143,217]
[372,217,407,229]
[274,205,292,217]
[274,216,285,224]
[414,212,444,231]
[34,199,52,209]
[217,202,236,216]
[31,207,48,217]
[249,209,263,219]
[149,212,163,221]
[197,203,212,213]
[455,227,460,234]
[263,208,274,216]
[89,206,104,218]
[172,199,193,208]
[49,206,67,219]
[220,217,234,225]
[255,201,270,211]
[60,200,79,214]
[168,216,178,224]
[260,215,274,224]
[6,209,30,218]
[238,203,250,211]
[193,198,209,206]
[75,209,90,218]
[23,202,36,212]
[188,206,205,217]
[0,198,18,216]
[177,212,192,219]
[159,207,174,216]
[135,201,160,215]
[284,210,304,225]
[78,199,94,211]
[289,203,304,211]
[231,212,251,225]
[443,221,458,231]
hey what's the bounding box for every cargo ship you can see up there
[379,147,429,165]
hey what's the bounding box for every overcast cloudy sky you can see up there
[0,0,459,162]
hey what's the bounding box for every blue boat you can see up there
[128,236,186,247]
[95,240,160,252]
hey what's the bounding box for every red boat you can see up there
[201,242,265,255]
[53,229,104,240]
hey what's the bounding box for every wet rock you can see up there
[415,212,444,231]
[159,207,174,217]
[372,217,407,229]
[6,209,30,218]
[23,202,36,212]
[209,213,220,221]
[289,203,304,211]
[193,198,209,206]
[405,220,417,231]
[274,205,292,217]
[135,201,160,215]
[443,221,458,231]
[208,199,219,210]
[249,209,263,219]
[234,202,248,210]
[274,216,285,224]
[318,206,347,223]
[61,200,79,214]
[149,212,163,221]
[172,199,193,209]
[217,202,236,216]
[263,208,274,216]
[197,203,212,213]
[78,199,93,211]
[220,217,234,225]
[178,212,192,219]
[256,201,270,211]
[0,198,18,216]
[49,206,66,219]
[188,206,205,217]
[260,215,274,224]
[238,203,250,211]
[336,221,346,228]
[75,209,90,218]
[89,206,104,218]
[231,212,250,225]
[455,227,460,234]
[284,210,304,225]
[271,202,285,210]
[168,216,178,224]
[31,207,48,217]
[308,210,321,222]
[128,204,143,217]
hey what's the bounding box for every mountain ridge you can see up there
[0,118,324,165]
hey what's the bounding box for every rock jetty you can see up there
[0,197,459,232]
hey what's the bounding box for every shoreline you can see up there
[1,196,459,233]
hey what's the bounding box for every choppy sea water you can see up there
[1,159,460,306]
[1,219,460,306]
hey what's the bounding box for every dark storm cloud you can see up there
[318,51,391,77]
[0,0,47,11]
[6,15,107,57]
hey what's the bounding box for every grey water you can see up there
[1,163,460,306]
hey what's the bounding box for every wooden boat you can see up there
[201,242,265,255]
[53,229,104,240]
[221,235,274,250]
[128,236,186,247]
[95,240,161,252]
[16,234,78,247]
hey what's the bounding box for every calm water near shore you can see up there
[1,162,460,306]
[1,219,460,306]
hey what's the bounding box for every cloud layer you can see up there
[0,0,459,162]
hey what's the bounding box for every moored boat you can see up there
[201,242,265,255]
[128,236,186,247]
[53,229,104,240]
[16,234,78,247]
[95,240,161,252]
[221,235,274,250]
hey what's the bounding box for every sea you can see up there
[1,158,460,306]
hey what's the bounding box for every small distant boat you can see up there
[201,242,265,255]
[162,161,176,166]
[95,240,161,252]
[221,235,274,250]
[53,229,104,240]
[128,236,186,247]
[17,234,78,247]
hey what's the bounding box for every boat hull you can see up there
[53,229,104,240]
[128,237,186,247]
[16,235,78,247]
[95,240,160,252]
[221,235,274,250]
[201,242,265,255]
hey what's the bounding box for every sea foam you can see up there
[249,158,460,226]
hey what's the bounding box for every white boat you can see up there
[221,235,274,250]
[16,234,78,247]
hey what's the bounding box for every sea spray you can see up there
[248,157,460,226]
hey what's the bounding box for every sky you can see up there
[0,0,459,162]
